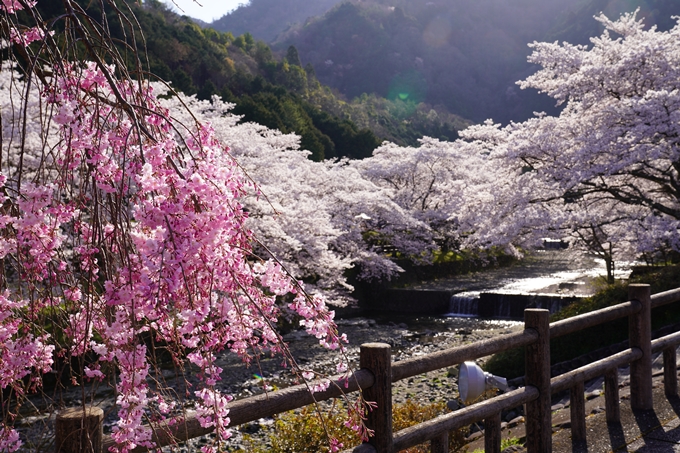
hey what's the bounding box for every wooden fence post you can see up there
[570,381,586,445]
[663,346,678,397]
[604,368,620,423]
[484,412,501,453]
[55,406,104,453]
[629,284,653,410]
[430,432,449,453]
[360,343,393,453]
[524,309,551,453]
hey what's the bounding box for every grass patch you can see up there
[501,436,523,449]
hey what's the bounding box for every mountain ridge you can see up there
[209,0,680,124]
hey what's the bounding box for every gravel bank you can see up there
[16,316,521,452]
[203,316,522,451]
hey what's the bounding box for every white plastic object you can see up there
[458,361,509,403]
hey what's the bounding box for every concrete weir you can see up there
[379,288,453,314]
[379,288,581,318]
[476,292,580,319]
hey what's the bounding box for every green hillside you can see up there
[259,0,680,124]
[34,0,469,158]
[270,0,571,123]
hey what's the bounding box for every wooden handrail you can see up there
[59,283,680,453]
[651,330,680,353]
[549,300,639,338]
[101,369,375,452]
[392,387,539,451]
[547,286,680,340]
[550,348,642,394]
[392,329,537,382]
[651,287,680,308]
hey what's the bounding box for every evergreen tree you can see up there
[286,45,303,67]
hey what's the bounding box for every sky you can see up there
[161,0,246,23]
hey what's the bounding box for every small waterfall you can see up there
[495,293,512,319]
[479,292,581,319]
[445,292,480,317]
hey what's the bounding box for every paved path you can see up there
[551,370,680,452]
[466,351,680,452]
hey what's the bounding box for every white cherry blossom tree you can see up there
[160,92,438,295]
[458,11,680,279]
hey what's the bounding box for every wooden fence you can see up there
[54,283,680,453]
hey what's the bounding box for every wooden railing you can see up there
[54,284,680,453]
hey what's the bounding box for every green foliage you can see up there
[484,347,525,381]
[234,32,256,51]
[243,400,469,453]
[285,45,302,67]
[392,399,468,453]
[197,80,218,100]
[172,68,197,95]
[485,265,680,379]
[309,91,468,147]
[37,0,468,160]
[232,89,332,161]
[501,436,522,449]
[243,404,354,453]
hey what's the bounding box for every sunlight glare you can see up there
[161,0,246,22]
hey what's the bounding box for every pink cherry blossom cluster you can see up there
[2,0,46,47]
[344,397,376,443]
[0,291,54,420]
[1,0,34,14]
[0,3,351,452]
[48,64,345,451]
[0,426,21,453]
[194,387,233,442]
[9,25,46,45]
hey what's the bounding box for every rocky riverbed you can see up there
[16,316,521,452]
[180,316,521,451]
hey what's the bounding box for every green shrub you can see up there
[485,264,680,379]
[392,399,468,453]
[243,399,469,453]
[549,281,628,321]
[243,403,355,453]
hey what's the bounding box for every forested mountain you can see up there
[35,0,468,159]
[210,0,345,43]
[209,0,680,124]
[271,0,561,123]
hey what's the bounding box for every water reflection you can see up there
[366,312,522,332]
[411,250,630,295]
[417,250,633,319]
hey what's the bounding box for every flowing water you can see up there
[408,249,631,318]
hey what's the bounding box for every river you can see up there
[396,249,631,318]
[17,250,626,452]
